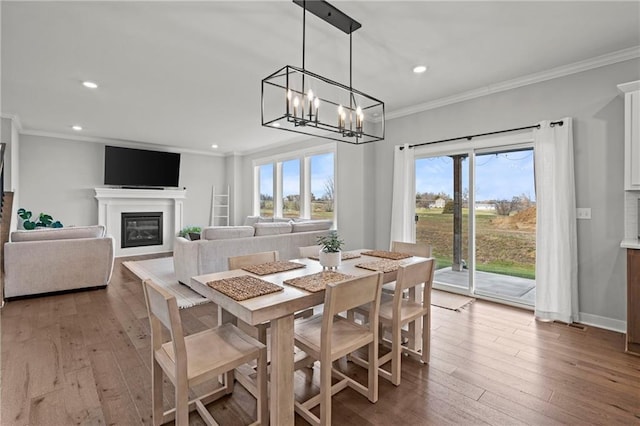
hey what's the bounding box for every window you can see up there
[254,144,336,222]
[310,153,334,220]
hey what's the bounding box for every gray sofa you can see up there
[4,225,115,299]
[173,220,332,285]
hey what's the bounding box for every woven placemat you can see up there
[308,251,362,261]
[241,260,306,276]
[283,271,354,293]
[207,275,283,301]
[355,259,402,273]
[361,250,412,260]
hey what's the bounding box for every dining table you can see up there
[189,248,430,426]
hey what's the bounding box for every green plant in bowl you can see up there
[179,226,202,241]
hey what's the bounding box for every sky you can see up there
[415,149,536,202]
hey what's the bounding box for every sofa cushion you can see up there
[254,222,292,236]
[243,216,261,226]
[272,217,292,223]
[202,226,255,240]
[11,225,105,242]
[291,220,333,233]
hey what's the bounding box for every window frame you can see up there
[253,142,337,222]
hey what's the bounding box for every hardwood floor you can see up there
[1,254,639,425]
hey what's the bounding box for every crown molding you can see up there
[0,113,23,131]
[387,45,640,121]
[19,129,225,157]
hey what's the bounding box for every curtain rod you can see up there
[399,120,564,150]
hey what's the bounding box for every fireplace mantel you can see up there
[95,187,186,257]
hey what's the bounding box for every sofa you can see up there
[4,225,115,299]
[173,219,333,285]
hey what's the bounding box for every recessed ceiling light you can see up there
[72,125,83,131]
[82,81,98,89]
[272,122,281,127]
[413,65,427,74]
[211,144,218,149]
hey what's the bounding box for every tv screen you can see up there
[104,146,181,188]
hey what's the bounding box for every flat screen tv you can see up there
[104,146,181,188]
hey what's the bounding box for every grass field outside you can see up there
[416,207,536,279]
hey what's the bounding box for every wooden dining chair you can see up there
[142,278,268,426]
[228,250,279,270]
[390,240,433,258]
[293,272,383,426]
[350,259,435,386]
[299,244,322,258]
[384,241,432,292]
[383,241,433,348]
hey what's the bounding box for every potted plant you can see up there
[17,208,63,230]
[317,231,343,269]
[178,226,202,241]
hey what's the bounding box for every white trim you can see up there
[578,312,626,334]
[618,80,640,94]
[389,46,640,121]
[19,129,224,157]
[251,141,336,167]
[0,113,22,131]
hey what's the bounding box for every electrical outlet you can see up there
[576,208,591,220]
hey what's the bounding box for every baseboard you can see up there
[578,312,626,334]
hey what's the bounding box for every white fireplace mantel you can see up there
[95,187,187,257]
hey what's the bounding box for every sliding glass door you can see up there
[414,141,536,306]
[415,154,469,290]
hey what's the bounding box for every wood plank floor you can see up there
[2,254,639,425]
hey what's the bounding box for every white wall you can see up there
[373,59,640,326]
[19,134,226,230]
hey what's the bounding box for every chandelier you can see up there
[261,0,385,145]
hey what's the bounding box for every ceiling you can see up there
[2,1,639,155]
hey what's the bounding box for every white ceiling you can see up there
[2,1,639,155]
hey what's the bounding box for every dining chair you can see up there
[228,250,279,270]
[299,244,322,258]
[390,240,433,258]
[293,271,383,426]
[383,241,433,348]
[350,259,435,386]
[142,278,268,426]
[384,241,432,293]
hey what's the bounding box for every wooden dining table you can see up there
[189,249,429,426]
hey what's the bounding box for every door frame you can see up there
[414,130,535,303]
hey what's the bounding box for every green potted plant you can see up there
[317,231,343,269]
[178,226,202,241]
[18,208,63,230]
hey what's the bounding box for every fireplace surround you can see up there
[95,187,186,256]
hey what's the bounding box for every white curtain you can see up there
[390,144,415,246]
[534,118,578,323]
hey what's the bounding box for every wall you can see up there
[373,58,640,328]
[19,134,226,229]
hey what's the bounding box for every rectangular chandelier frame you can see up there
[262,65,385,145]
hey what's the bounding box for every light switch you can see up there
[577,208,591,219]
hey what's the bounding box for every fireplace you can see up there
[121,212,163,249]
